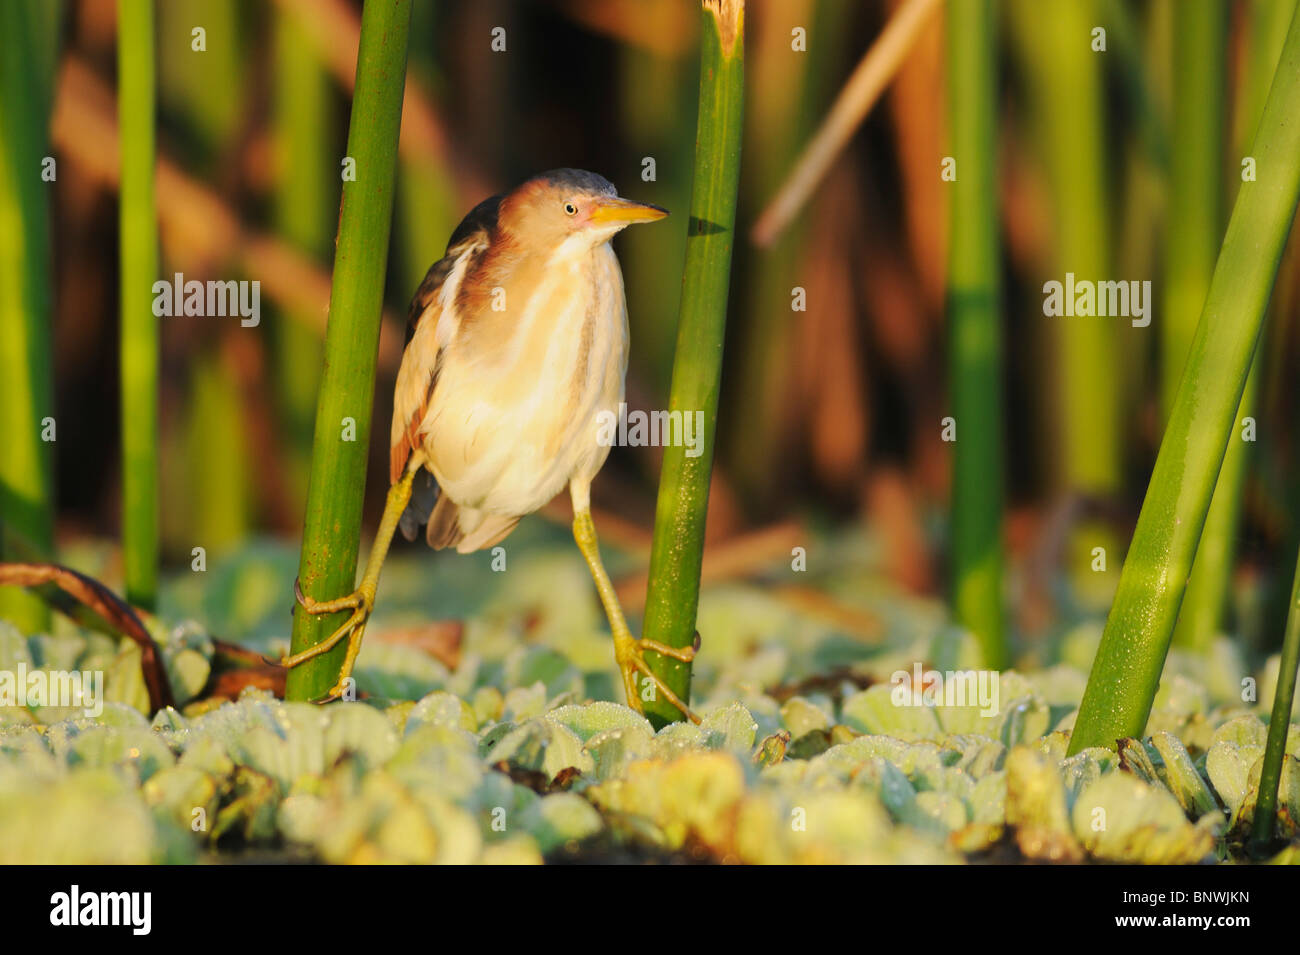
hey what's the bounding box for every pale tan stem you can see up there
[751,0,942,247]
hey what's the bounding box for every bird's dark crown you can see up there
[531,168,617,196]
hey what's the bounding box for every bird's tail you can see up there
[426,496,519,553]
[398,467,439,542]
[400,467,520,553]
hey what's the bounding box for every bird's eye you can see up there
[563,202,578,216]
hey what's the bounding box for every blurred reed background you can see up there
[4,0,1300,663]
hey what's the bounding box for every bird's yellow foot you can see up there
[281,577,374,701]
[614,629,700,724]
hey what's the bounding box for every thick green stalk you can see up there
[160,0,249,554]
[272,5,332,508]
[119,0,160,611]
[157,0,242,160]
[1165,0,1228,650]
[1176,0,1296,651]
[1161,1,1225,422]
[1040,2,1116,498]
[0,1,58,631]
[1008,0,1119,596]
[185,353,249,554]
[1251,546,1300,847]
[1069,5,1300,754]
[286,0,412,702]
[641,0,744,727]
[947,0,1006,670]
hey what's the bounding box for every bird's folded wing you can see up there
[390,195,499,486]
[389,257,453,484]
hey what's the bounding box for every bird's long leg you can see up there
[569,485,698,724]
[282,468,416,699]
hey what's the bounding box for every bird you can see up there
[282,169,696,721]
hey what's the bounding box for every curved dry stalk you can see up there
[0,562,174,713]
[750,0,941,247]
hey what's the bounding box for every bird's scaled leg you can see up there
[282,469,416,699]
[570,506,698,724]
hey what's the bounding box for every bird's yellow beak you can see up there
[588,197,669,225]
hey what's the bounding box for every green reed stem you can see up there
[1251,545,1300,847]
[272,5,332,508]
[641,0,745,727]
[1069,4,1300,753]
[1163,0,1228,650]
[119,0,160,611]
[0,0,59,631]
[1009,0,1120,597]
[286,0,412,702]
[1176,0,1297,651]
[947,0,1007,670]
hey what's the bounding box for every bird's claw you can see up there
[293,576,367,616]
[617,635,700,725]
[280,585,374,705]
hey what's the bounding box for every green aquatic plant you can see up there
[0,1,59,630]
[1069,5,1300,754]
[946,0,1007,669]
[641,0,745,727]
[118,0,160,611]
[1008,0,1120,592]
[1252,550,1300,847]
[285,0,413,702]
[271,3,334,508]
[1174,0,1293,652]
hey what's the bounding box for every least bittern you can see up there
[284,169,696,721]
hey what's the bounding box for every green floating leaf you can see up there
[1206,739,1264,818]
[485,718,592,780]
[406,690,477,735]
[585,724,656,781]
[324,702,400,769]
[0,768,194,864]
[518,792,603,854]
[142,765,218,833]
[504,647,584,701]
[1117,737,1163,787]
[470,686,504,727]
[59,724,175,783]
[780,697,830,738]
[587,751,747,854]
[841,685,941,738]
[1004,747,1082,862]
[1072,773,1219,864]
[544,701,652,743]
[388,724,486,805]
[1149,731,1220,819]
[502,682,549,722]
[700,702,758,752]
[853,757,949,839]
